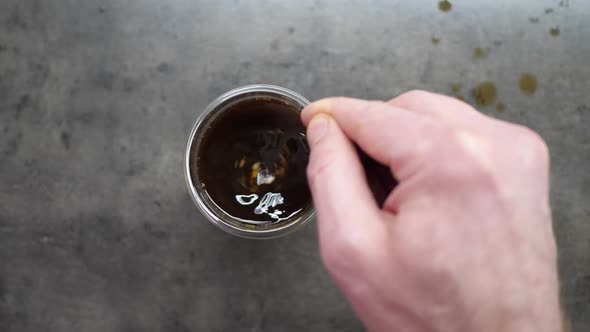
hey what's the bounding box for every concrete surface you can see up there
[0,0,589,331]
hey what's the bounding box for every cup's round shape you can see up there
[185,85,315,239]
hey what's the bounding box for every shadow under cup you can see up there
[185,85,315,239]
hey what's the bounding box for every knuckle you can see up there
[351,101,388,134]
[436,130,496,186]
[519,127,550,163]
[400,89,432,101]
[503,126,550,172]
[356,100,388,116]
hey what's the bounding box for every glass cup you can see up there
[184,85,315,239]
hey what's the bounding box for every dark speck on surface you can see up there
[2,130,23,157]
[60,131,71,150]
[270,39,280,50]
[74,242,85,255]
[162,313,192,332]
[14,94,30,119]
[0,276,5,299]
[529,17,540,23]
[189,251,196,263]
[8,9,28,30]
[94,71,116,90]
[574,274,590,303]
[288,26,296,34]
[122,78,140,93]
[21,277,33,288]
[68,111,95,125]
[126,160,146,176]
[157,62,175,74]
[278,62,292,69]
[143,223,170,240]
[550,27,560,37]
[431,36,441,45]
[545,8,554,14]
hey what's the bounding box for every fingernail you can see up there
[307,115,330,146]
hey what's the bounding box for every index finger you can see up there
[387,90,484,127]
[302,98,441,181]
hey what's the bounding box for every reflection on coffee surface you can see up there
[192,97,311,225]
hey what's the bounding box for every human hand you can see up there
[301,91,562,332]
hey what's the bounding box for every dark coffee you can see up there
[191,96,311,226]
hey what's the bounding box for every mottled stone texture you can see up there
[0,0,588,331]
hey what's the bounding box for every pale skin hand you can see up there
[301,91,562,332]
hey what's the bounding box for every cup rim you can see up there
[184,84,315,239]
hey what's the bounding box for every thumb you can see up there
[305,114,386,246]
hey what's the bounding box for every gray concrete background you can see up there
[0,0,588,331]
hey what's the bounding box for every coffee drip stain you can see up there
[472,47,488,60]
[519,73,537,95]
[472,82,497,107]
[438,0,452,12]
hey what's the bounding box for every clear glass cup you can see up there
[184,85,315,239]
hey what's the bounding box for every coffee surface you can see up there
[193,97,311,225]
